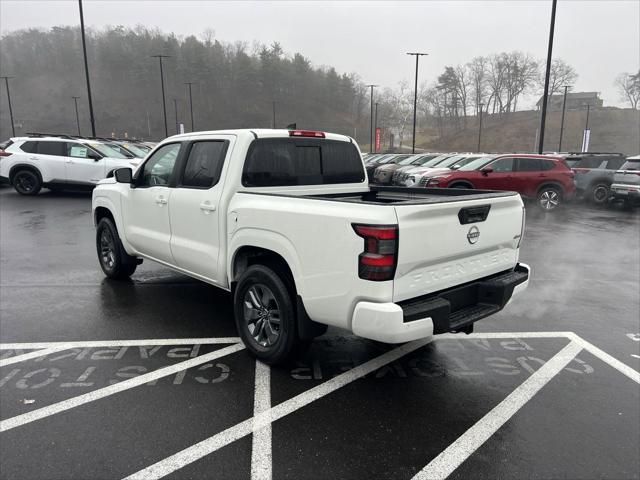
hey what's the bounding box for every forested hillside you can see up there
[0,26,368,140]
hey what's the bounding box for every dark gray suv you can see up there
[568,153,627,204]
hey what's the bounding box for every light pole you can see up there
[1,76,15,137]
[558,85,570,152]
[72,96,81,136]
[584,104,590,131]
[366,84,378,153]
[151,54,170,137]
[477,103,485,153]
[185,82,195,132]
[78,0,96,137]
[374,102,379,152]
[406,52,428,154]
[537,0,558,154]
[173,98,179,134]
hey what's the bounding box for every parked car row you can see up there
[0,133,155,195]
[363,151,639,211]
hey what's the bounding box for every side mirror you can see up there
[114,167,133,184]
[480,166,493,175]
[87,151,102,161]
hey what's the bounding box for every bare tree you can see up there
[544,58,578,96]
[468,56,489,116]
[615,71,640,109]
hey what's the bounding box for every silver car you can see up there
[610,155,640,206]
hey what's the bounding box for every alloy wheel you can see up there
[243,284,281,347]
[100,228,116,270]
[539,190,560,210]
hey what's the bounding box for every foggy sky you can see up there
[1,0,639,108]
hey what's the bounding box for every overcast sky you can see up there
[1,0,638,108]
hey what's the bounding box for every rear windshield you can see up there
[242,138,365,187]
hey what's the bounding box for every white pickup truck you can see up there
[92,129,530,363]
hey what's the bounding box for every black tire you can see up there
[96,217,138,279]
[449,183,471,189]
[12,169,41,196]
[590,183,610,205]
[537,186,562,211]
[234,264,297,364]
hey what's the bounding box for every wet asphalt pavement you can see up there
[0,185,639,479]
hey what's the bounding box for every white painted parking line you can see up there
[0,343,245,433]
[413,341,583,480]
[251,361,272,480]
[124,336,434,480]
[439,331,574,339]
[0,347,67,367]
[568,333,640,384]
[0,338,241,350]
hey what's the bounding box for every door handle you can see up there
[66,159,74,164]
[29,156,38,161]
[155,196,168,206]
[199,201,216,213]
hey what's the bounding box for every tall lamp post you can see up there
[78,0,96,137]
[72,96,81,136]
[374,102,379,152]
[184,82,195,132]
[173,98,179,134]
[477,103,485,153]
[537,0,558,154]
[366,84,378,153]
[406,52,428,154]
[151,54,171,137]
[1,76,16,137]
[558,85,570,152]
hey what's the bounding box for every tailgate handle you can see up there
[458,205,491,224]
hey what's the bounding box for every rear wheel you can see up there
[537,186,562,211]
[96,217,138,279]
[234,265,297,364]
[590,183,610,204]
[12,170,41,196]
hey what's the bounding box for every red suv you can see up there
[423,154,575,211]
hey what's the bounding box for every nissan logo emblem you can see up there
[467,226,480,244]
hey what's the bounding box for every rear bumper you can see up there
[351,263,530,343]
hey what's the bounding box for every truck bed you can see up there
[239,186,518,205]
[312,186,518,205]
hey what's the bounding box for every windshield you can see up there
[85,142,131,159]
[411,154,439,165]
[435,155,471,168]
[451,156,485,169]
[398,154,423,165]
[378,155,403,164]
[458,156,497,171]
[120,143,149,158]
[417,154,453,168]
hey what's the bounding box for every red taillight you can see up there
[289,130,325,138]
[0,150,12,157]
[353,224,398,281]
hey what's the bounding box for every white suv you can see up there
[0,136,143,195]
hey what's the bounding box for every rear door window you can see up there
[516,158,542,171]
[180,141,229,188]
[37,141,67,156]
[621,160,640,171]
[242,138,365,187]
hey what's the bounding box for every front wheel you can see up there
[234,265,297,364]
[96,217,138,279]
[537,187,562,211]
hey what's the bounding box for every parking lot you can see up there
[0,185,639,479]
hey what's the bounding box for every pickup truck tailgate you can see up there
[392,194,524,302]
